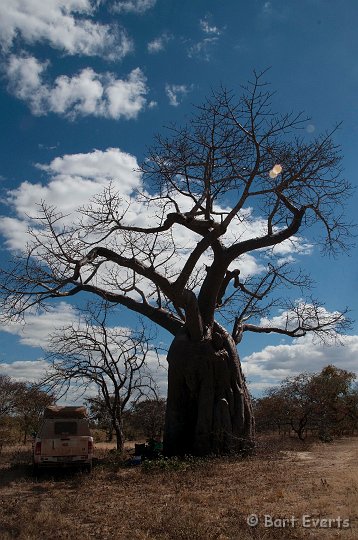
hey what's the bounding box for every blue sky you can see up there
[0,0,357,398]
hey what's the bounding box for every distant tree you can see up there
[256,365,357,440]
[0,71,353,455]
[0,374,53,445]
[0,374,22,448]
[14,384,54,444]
[130,398,166,440]
[307,365,357,438]
[253,393,287,434]
[278,372,314,440]
[43,303,158,451]
[0,374,22,418]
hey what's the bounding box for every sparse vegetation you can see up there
[254,365,358,441]
[0,375,54,449]
[0,435,357,539]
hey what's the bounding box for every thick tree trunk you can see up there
[163,325,255,456]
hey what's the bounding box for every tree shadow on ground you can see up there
[0,461,91,489]
[0,463,33,487]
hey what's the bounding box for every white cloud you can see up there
[187,17,223,62]
[37,148,141,191]
[0,359,50,383]
[6,55,148,120]
[0,148,141,250]
[0,353,168,399]
[147,33,170,54]
[243,333,358,394]
[0,217,30,251]
[105,68,147,119]
[6,54,46,109]
[113,0,157,14]
[0,0,132,60]
[0,302,79,349]
[271,237,313,256]
[165,83,191,107]
[220,207,312,260]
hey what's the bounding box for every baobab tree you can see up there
[0,72,352,455]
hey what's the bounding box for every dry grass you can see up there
[0,436,357,539]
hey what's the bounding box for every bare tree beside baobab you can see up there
[42,303,156,452]
[0,72,353,456]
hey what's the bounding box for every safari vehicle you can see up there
[32,405,94,474]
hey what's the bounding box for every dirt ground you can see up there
[0,436,357,539]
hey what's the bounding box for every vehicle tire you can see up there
[32,463,40,479]
[83,462,92,474]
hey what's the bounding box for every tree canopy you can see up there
[0,72,352,345]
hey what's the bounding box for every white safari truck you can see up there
[33,405,94,474]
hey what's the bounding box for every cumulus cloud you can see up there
[0,302,79,349]
[0,359,50,383]
[113,0,157,14]
[6,55,148,120]
[220,207,311,261]
[165,83,191,107]
[37,148,141,191]
[0,147,141,250]
[243,332,358,395]
[0,217,30,252]
[0,0,132,60]
[258,303,347,344]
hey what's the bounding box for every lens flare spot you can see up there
[272,164,282,174]
[269,164,282,178]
